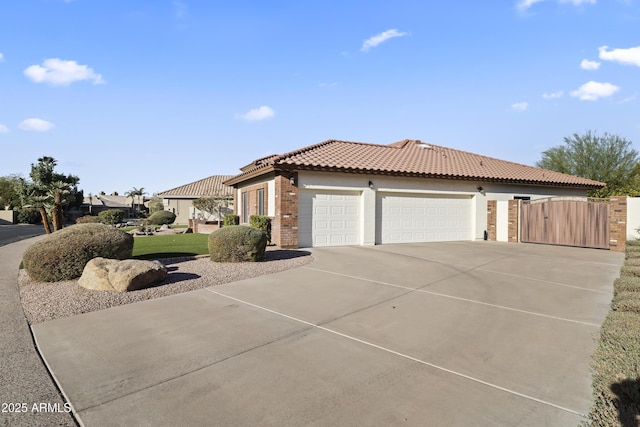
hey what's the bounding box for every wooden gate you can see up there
[520,197,610,249]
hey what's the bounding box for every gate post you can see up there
[508,199,519,242]
[609,196,627,253]
[487,200,497,241]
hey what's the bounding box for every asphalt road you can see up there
[0,224,46,246]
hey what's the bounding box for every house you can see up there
[224,139,604,248]
[157,175,234,225]
[82,193,143,218]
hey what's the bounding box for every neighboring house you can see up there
[157,175,234,225]
[224,139,604,249]
[82,193,141,217]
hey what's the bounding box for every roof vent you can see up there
[416,142,432,149]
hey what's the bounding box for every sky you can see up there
[1,0,639,196]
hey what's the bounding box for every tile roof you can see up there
[225,139,605,189]
[158,175,234,197]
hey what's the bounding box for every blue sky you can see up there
[1,0,639,196]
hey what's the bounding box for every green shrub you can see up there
[147,210,176,225]
[17,208,41,224]
[590,311,640,426]
[627,239,640,247]
[98,209,125,225]
[623,257,640,267]
[223,214,239,226]
[249,215,271,243]
[625,245,640,259]
[22,223,134,282]
[76,215,101,224]
[620,265,640,278]
[614,276,640,295]
[612,291,640,314]
[208,225,267,262]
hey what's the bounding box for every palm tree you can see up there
[49,181,70,231]
[125,187,146,217]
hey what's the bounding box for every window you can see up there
[242,192,249,223]
[257,189,265,215]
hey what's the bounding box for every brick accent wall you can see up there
[188,219,221,234]
[609,196,627,253]
[487,200,497,241]
[508,199,519,243]
[272,172,298,248]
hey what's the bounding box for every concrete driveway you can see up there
[32,241,623,426]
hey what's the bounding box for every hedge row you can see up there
[589,243,640,426]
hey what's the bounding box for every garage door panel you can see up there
[299,190,361,248]
[377,193,472,244]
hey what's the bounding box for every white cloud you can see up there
[318,82,337,88]
[0,125,9,134]
[18,118,55,132]
[361,29,408,52]
[0,53,4,62]
[512,102,529,111]
[517,0,595,10]
[236,106,275,121]
[542,90,563,99]
[517,0,545,11]
[598,45,640,67]
[570,81,620,101]
[580,59,600,70]
[24,58,105,86]
[558,0,596,4]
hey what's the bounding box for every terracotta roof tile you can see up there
[158,175,234,197]
[226,139,605,188]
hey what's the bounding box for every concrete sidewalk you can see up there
[31,241,623,426]
[0,237,77,427]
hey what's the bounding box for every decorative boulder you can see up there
[78,257,168,292]
[23,223,134,282]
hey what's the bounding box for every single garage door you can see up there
[299,191,361,247]
[377,193,472,244]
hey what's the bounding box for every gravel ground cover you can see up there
[19,248,313,325]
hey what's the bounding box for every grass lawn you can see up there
[132,233,209,260]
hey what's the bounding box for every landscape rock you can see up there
[78,257,168,292]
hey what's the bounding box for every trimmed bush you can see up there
[590,311,640,426]
[623,257,640,267]
[17,208,41,224]
[614,276,640,295]
[223,213,239,226]
[208,225,267,262]
[76,215,101,224]
[98,209,125,225]
[147,210,176,225]
[249,215,271,243]
[625,245,640,259]
[620,265,640,278]
[612,291,640,314]
[22,223,134,282]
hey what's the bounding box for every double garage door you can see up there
[377,193,472,244]
[299,190,472,247]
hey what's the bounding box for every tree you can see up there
[148,195,164,214]
[126,187,146,217]
[0,174,22,209]
[537,131,640,197]
[192,193,231,221]
[17,156,80,233]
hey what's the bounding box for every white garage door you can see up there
[377,193,472,244]
[299,191,361,247]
